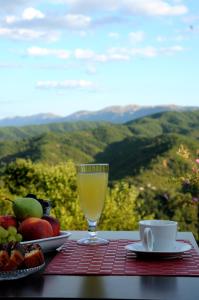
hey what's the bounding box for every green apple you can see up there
[13,197,43,220]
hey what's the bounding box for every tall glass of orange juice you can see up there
[76,163,109,245]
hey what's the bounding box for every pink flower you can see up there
[196,159,199,164]
[192,197,199,203]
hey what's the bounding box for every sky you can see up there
[0,0,199,119]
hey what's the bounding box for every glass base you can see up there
[77,236,109,245]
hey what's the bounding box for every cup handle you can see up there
[143,227,154,251]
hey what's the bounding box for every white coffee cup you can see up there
[139,220,178,252]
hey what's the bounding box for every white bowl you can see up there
[21,231,71,253]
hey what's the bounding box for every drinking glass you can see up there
[76,163,109,245]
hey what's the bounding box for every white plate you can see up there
[125,241,192,259]
[0,263,45,281]
[21,231,71,253]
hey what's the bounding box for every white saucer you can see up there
[125,241,192,259]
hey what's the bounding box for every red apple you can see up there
[42,215,60,236]
[19,217,53,241]
[0,215,17,229]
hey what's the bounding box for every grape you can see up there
[0,226,8,238]
[16,233,23,242]
[1,238,7,244]
[7,235,17,242]
[0,225,23,245]
[7,226,17,235]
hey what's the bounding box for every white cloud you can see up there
[0,28,51,40]
[160,45,184,55]
[27,47,71,59]
[156,34,186,43]
[2,11,91,39]
[94,54,108,62]
[0,1,188,44]
[131,46,158,57]
[106,47,130,61]
[74,48,95,59]
[74,47,130,62]
[74,48,129,62]
[107,45,184,59]
[130,45,184,57]
[56,0,120,13]
[27,44,185,63]
[108,53,129,61]
[22,7,45,21]
[57,0,188,16]
[129,31,145,43]
[5,16,17,24]
[36,79,95,90]
[122,0,188,16]
[64,14,91,29]
[1,5,45,24]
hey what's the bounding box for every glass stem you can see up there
[88,220,98,240]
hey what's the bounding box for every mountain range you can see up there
[0,104,198,127]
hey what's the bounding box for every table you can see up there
[0,231,199,299]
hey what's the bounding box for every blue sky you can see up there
[0,0,198,119]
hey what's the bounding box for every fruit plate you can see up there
[0,263,45,281]
[21,231,71,253]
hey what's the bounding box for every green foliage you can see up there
[135,184,199,240]
[0,187,13,215]
[100,181,139,230]
[1,159,139,231]
[2,159,83,229]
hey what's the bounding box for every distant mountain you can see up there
[64,105,197,123]
[0,104,198,127]
[0,113,61,127]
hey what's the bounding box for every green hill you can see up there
[96,133,198,184]
[127,110,199,137]
[0,110,198,184]
[0,123,132,165]
[0,120,133,141]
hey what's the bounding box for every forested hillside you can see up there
[127,110,199,137]
[0,110,199,167]
[0,110,198,240]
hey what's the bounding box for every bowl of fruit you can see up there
[0,242,45,281]
[0,241,45,280]
[0,194,71,253]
